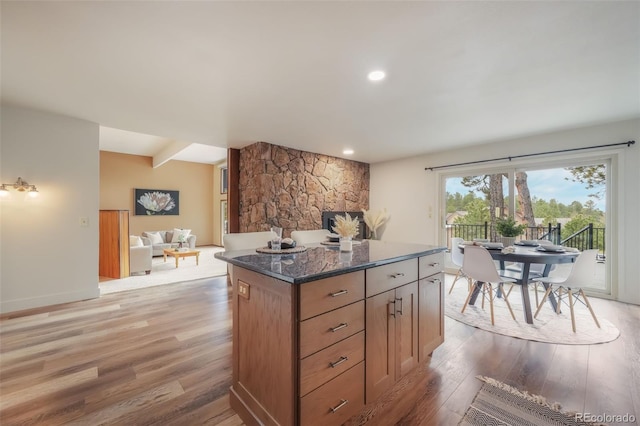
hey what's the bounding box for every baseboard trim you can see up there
[0,287,100,315]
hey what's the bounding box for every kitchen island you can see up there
[215,240,446,426]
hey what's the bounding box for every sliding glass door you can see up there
[443,159,610,294]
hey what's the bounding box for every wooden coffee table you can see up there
[163,248,200,268]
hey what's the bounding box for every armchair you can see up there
[130,239,152,275]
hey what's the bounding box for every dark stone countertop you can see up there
[214,240,446,284]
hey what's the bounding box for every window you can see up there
[442,156,611,294]
[221,167,228,194]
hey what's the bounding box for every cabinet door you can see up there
[395,282,418,378]
[365,289,395,403]
[418,274,444,361]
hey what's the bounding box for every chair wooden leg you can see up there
[567,288,576,333]
[449,268,462,294]
[488,284,495,325]
[556,287,563,314]
[504,284,515,298]
[500,283,516,321]
[580,289,601,329]
[534,285,553,318]
[461,283,476,314]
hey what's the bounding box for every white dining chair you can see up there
[532,249,600,333]
[461,245,517,325]
[223,231,277,251]
[290,229,331,245]
[223,231,277,286]
[448,237,471,294]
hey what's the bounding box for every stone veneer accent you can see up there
[239,142,369,237]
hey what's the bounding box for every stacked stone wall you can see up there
[239,142,369,237]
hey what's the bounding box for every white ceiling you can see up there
[2,1,638,164]
[99,126,228,165]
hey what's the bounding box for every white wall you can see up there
[371,119,640,304]
[1,105,100,313]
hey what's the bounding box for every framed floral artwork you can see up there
[134,188,179,215]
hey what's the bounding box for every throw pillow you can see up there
[171,228,192,243]
[129,235,143,247]
[147,232,164,245]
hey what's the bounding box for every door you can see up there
[395,282,418,378]
[365,289,395,403]
[418,275,444,361]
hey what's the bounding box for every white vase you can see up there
[499,236,517,247]
[339,236,353,252]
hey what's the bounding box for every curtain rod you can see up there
[424,140,635,171]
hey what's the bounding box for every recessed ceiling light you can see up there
[368,70,386,81]
[343,149,354,155]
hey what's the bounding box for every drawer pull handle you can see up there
[389,300,396,318]
[429,262,440,267]
[330,289,348,297]
[329,356,349,368]
[329,323,348,332]
[390,272,405,278]
[330,399,349,413]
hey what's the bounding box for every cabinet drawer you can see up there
[299,301,364,358]
[300,362,364,426]
[299,271,364,321]
[300,331,364,397]
[419,252,444,279]
[366,258,418,297]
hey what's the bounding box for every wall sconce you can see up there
[0,177,39,198]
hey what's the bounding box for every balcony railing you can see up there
[446,222,605,258]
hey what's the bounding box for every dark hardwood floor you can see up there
[1,276,638,425]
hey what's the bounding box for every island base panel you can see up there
[232,266,296,425]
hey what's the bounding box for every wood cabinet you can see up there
[226,246,445,425]
[365,260,419,403]
[99,210,129,279]
[230,266,365,426]
[364,253,444,403]
[418,275,444,360]
[418,252,445,360]
[298,271,365,425]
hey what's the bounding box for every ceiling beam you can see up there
[152,141,192,168]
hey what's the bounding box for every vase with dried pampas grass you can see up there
[362,208,390,240]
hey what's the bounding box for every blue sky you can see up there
[446,168,606,211]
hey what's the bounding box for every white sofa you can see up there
[141,229,197,256]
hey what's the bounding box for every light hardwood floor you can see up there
[1,276,638,425]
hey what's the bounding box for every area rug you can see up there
[445,279,619,345]
[460,376,607,425]
[100,246,227,294]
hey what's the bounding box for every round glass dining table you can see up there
[459,244,579,324]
